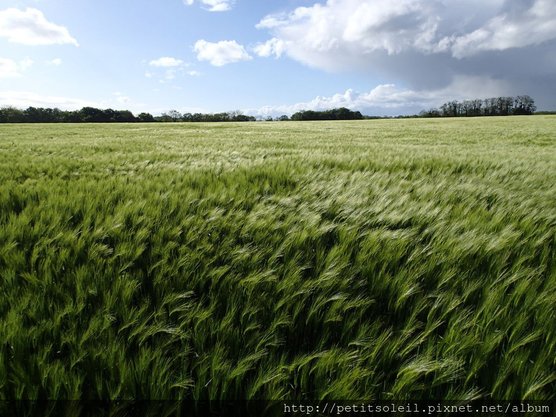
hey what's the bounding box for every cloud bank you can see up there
[255,0,556,109]
[0,91,94,109]
[246,76,509,117]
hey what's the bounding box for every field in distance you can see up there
[0,116,555,401]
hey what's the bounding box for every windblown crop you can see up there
[0,117,555,403]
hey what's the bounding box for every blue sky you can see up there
[1,0,555,116]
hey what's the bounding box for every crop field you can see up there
[0,117,555,405]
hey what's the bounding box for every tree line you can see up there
[290,108,364,121]
[158,110,256,122]
[0,106,366,123]
[419,95,536,118]
[0,106,256,123]
[0,97,539,123]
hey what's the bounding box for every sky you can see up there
[1,0,555,116]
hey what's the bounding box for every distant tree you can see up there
[469,99,483,116]
[0,106,25,123]
[495,97,514,116]
[278,115,290,121]
[419,109,441,118]
[190,113,203,122]
[137,112,155,122]
[419,96,537,117]
[167,110,182,122]
[103,108,117,122]
[114,110,136,122]
[64,111,82,123]
[79,107,106,122]
[213,112,230,122]
[24,107,49,122]
[228,110,242,119]
[424,96,536,119]
[513,95,536,115]
[232,114,255,122]
[290,107,363,121]
[441,101,460,117]
[461,100,473,117]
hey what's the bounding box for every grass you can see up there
[0,117,555,403]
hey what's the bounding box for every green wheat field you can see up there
[0,117,555,403]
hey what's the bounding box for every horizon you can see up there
[1,0,556,117]
[0,98,548,121]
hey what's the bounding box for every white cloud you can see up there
[163,70,178,81]
[245,76,509,117]
[0,57,33,78]
[253,38,286,58]
[194,40,252,66]
[255,14,288,30]
[183,0,234,12]
[19,57,33,71]
[0,7,78,46]
[0,91,94,109]
[47,58,62,66]
[0,59,21,78]
[113,92,131,105]
[146,57,200,81]
[149,57,184,67]
[187,70,201,76]
[256,0,556,62]
[0,91,151,113]
[449,0,556,58]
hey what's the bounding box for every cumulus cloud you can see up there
[113,92,131,105]
[255,0,556,108]
[149,57,184,67]
[194,40,252,66]
[146,57,199,81]
[0,58,33,78]
[246,76,510,117]
[163,70,178,81]
[0,7,78,46]
[183,0,234,12]
[253,38,286,58]
[47,58,62,66]
[257,0,556,60]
